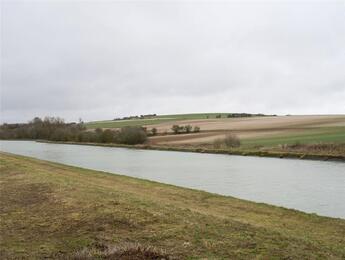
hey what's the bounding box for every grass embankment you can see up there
[1,153,345,259]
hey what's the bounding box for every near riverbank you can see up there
[1,152,344,259]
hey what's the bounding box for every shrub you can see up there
[223,133,241,148]
[171,125,181,134]
[151,128,157,136]
[101,129,116,143]
[184,125,193,133]
[213,133,241,149]
[193,126,200,133]
[118,126,147,145]
[94,128,103,142]
[50,128,69,141]
[213,138,223,149]
[77,131,97,142]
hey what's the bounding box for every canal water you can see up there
[1,140,344,218]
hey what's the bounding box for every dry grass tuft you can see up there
[72,242,172,260]
[280,142,345,155]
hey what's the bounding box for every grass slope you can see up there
[1,153,345,259]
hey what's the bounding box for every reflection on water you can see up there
[1,140,344,218]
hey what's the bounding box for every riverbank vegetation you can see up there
[1,153,344,259]
[0,117,147,145]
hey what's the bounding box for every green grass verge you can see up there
[1,153,344,259]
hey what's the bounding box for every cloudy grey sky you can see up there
[1,1,344,123]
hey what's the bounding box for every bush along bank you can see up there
[0,117,148,145]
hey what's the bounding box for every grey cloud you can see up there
[1,1,344,123]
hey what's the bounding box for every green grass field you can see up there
[85,118,173,129]
[85,113,230,129]
[1,153,344,259]
[242,127,345,147]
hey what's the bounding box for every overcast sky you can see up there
[1,1,344,123]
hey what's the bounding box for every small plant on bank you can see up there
[213,138,223,149]
[171,125,182,134]
[193,126,200,133]
[184,125,193,133]
[151,127,157,136]
[223,133,241,148]
[213,133,241,149]
[118,126,147,145]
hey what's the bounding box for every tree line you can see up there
[0,117,147,145]
[212,113,276,119]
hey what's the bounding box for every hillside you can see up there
[85,114,345,152]
[85,113,234,129]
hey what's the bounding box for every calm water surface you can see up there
[1,140,344,218]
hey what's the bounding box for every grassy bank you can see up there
[1,153,345,259]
